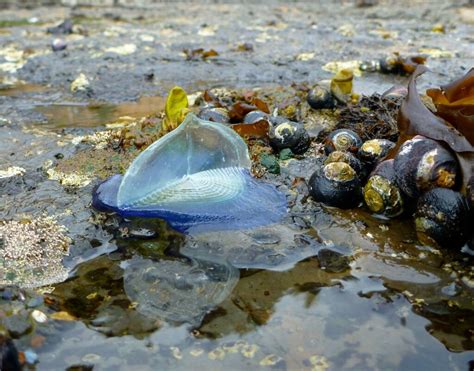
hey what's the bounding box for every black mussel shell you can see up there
[307,85,336,110]
[379,56,402,74]
[308,162,362,209]
[358,139,395,165]
[415,188,472,249]
[467,175,474,209]
[393,136,459,199]
[198,107,230,124]
[269,117,310,155]
[325,151,363,175]
[324,129,362,155]
[363,159,404,218]
[243,110,269,125]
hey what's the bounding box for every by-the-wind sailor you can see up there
[93,113,287,233]
[122,255,239,324]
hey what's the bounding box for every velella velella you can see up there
[122,255,239,324]
[92,113,287,233]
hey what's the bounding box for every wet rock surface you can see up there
[0,1,474,370]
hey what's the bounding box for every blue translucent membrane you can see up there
[92,113,287,233]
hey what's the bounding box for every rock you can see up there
[279,148,294,161]
[23,349,38,365]
[260,153,280,174]
[3,312,32,338]
[52,38,67,52]
[317,248,350,273]
[70,73,91,94]
[47,19,73,35]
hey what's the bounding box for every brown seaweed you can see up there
[396,65,474,190]
[426,68,474,145]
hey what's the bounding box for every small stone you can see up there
[441,283,461,297]
[260,154,280,174]
[52,38,67,52]
[24,349,38,364]
[47,19,73,34]
[317,249,350,273]
[1,290,15,301]
[50,311,76,321]
[71,74,91,93]
[3,313,32,338]
[31,310,47,323]
[26,297,44,308]
[279,148,294,161]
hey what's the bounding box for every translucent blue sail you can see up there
[92,113,287,233]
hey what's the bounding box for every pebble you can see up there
[260,153,280,174]
[3,313,32,338]
[26,297,44,308]
[52,38,67,52]
[31,310,48,323]
[317,248,350,273]
[279,148,294,160]
[24,349,38,364]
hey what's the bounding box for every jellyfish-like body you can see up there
[92,113,287,233]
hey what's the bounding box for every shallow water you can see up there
[35,96,166,128]
[35,207,474,370]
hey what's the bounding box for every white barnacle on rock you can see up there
[0,216,71,288]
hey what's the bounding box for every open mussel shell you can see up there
[269,117,310,155]
[324,150,363,175]
[393,135,460,199]
[324,129,362,155]
[308,162,362,209]
[363,159,404,218]
[415,188,472,249]
[467,175,474,209]
[92,113,287,233]
[307,85,336,110]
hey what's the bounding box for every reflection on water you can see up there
[35,96,166,128]
[42,205,474,370]
[122,255,239,325]
[0,82,46,96]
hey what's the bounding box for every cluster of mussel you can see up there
[195,83,472,251]
[308,128,472,250]
[197,99,311,155]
